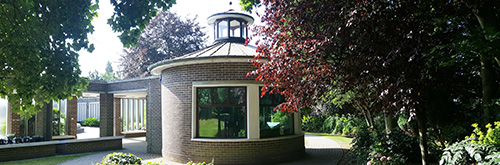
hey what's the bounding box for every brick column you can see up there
[67,97,78,137]
[35,101,52,140]
[100,93,114,137]
[7,103,21,136]
[147,78,162,154]
[114,98,122,136]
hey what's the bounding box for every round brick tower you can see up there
[149,9,305,165]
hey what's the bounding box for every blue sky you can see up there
[78,0,259,77]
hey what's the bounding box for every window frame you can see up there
[195,86,248,139]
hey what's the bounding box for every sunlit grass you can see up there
[0,153,90,165]
[199,119,219,137]
[305,132,353,149]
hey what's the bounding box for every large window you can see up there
[259,88,294,138]
[196,87,246,138]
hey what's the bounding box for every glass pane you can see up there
[197,88,211,105]
[218,20,228,38]
[212,88,228,104]
[242,22,247,38]
[0,98,7,136]
[230,87,245,104]
[230,20,241,37]
[260,93,272,105]
[198,106,246,138]
[259,107,293,138]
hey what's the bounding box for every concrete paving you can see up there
[58,134,344,165]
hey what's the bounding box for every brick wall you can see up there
[100,94,114,137]
[55,137,122,154]
[0,144,56,162]
[159,62,305,164]
[114,98,122,136]
[7,103,21,136]
[0,137,122,162]
[147,78,162,154]
[67,97,78,137]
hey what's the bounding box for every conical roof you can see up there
[149,42,256,75]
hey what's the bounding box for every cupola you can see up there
[207,9,254,43]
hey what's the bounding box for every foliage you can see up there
[120,10,206,78]
[367,152,406,165]
[239,0,260,13]
[301,115,325,132]
[82,117,99,127]
[350,126,421,164]
[1,121,5,136]
[98,152,141,165]
[303,114,362,136]
[439,139,499,165]
[467,122,500,146]
[52,108,65,135]
[1,0,176,118]
[0,0,92,118]
[186,161,214,165]
[87,61,119,81]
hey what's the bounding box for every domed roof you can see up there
[149,42,256,75]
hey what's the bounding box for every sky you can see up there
[78,0,260,77]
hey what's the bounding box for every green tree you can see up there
[1,0,175,117]
[87,61,119,81]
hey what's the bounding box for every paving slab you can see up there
[58,134,344,165]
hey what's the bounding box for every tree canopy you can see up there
[119,10,206,79]
[0,0,176,117]
[249,0,499,164]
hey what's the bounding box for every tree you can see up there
[119,10,206,79]
[87,61,119,81]
[0,0,175,117]
[248,1,481,164]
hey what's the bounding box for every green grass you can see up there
[305,132,353,149]
[199,119,220,137]
[0,153,90,165]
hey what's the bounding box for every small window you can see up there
[197,87,247,138]
[218,20,228,38]
[259,88,294,138]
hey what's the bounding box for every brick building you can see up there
[147,9,305,164]
[2,9,305,164]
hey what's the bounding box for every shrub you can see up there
[350,125,420,164]
[98,152,141,165]
[82,117,99,127]
[186,161,214,165]
[440,122,500,165]
[439,139,499,165]
[302,115,325,132]
[467,122,500,146]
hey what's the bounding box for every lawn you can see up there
[199,118,220,137]
[305,132,353,149]
[0,153,90,165]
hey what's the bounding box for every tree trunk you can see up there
[416,108,428,165]
[384,110,398,134]
[473,4,500,123]
[480,53,496,123]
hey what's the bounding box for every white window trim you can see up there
[191,81,302,142]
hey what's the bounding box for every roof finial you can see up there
[229,1,234,11]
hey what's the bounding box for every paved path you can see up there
[59,134,343,165]
[279,134,344,165]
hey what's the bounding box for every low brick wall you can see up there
[0,141,58,162]
[56,136,123,154]
[0,136,122,162]
[164,134,305,165]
